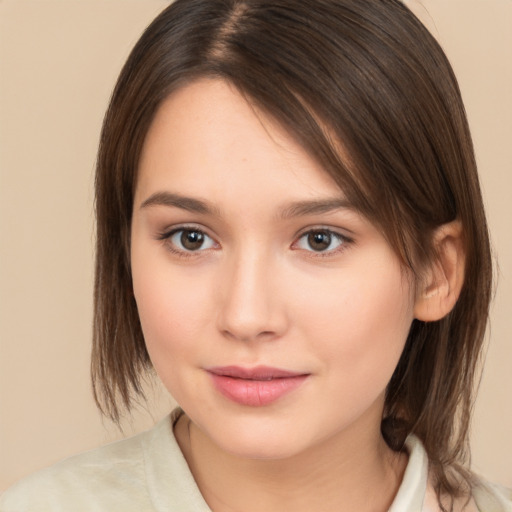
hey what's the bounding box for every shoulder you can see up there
[0,415,174,512]
[472,478,512,512]
[400,435,511,512]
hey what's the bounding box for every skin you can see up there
[130,79,419,511]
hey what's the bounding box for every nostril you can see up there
[220,326,280,343]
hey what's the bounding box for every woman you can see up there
[1,1,510,511]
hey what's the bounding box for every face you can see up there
[131,79,417,460]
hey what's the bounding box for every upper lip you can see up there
[206,365,308,380]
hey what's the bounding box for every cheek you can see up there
[131,250,213,370]
[132,270,214,409]
[293,259,414,384]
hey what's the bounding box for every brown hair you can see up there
[92,0,492,507]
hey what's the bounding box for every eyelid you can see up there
[291,226,354,255]
[157,222,209,239]
[157,223,220,255]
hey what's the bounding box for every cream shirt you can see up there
[1,409,510,512]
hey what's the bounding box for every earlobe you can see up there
[414,220,466,322]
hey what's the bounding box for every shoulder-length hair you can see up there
[92,0,492,506]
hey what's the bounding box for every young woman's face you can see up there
[131,79,417,459]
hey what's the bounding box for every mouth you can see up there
[206,366,310,406]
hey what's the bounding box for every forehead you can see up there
[135,78,346,211]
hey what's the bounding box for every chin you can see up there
[194,409,325,461]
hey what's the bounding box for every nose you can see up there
[216,249,288,342]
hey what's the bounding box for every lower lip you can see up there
[209,373,308,406]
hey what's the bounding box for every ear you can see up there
[414,220,466,322]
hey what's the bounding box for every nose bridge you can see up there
[217,242,284,342]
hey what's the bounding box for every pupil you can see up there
[181,230,204,250]
[308,231,331,251]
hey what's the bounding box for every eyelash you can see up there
[157,225,353,258]
[157,225,218,259]
[292,228,353,257]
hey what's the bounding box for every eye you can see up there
[167,228,216,252]
[295,229,346,253]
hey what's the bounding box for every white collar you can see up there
[389,435,429,512]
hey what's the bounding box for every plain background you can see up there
[0,0,510,492]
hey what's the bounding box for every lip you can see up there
[206,366,310,406]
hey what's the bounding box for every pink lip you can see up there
[206,366,309,406]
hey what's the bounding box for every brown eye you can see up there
[168,228,215,252]
[295,229,346,253]
[307,231,332,251]
[181,230,204,250]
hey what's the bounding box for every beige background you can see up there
[0,0,510,492]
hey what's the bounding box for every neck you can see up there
[175,408,407,512]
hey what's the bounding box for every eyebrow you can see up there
[140,191,219,215]
[279,198,355,219]
[140,191,354,218]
